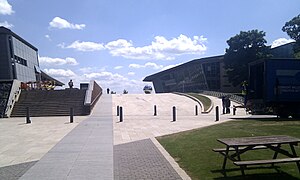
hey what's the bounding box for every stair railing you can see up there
[201,90,244,104]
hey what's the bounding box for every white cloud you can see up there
[105,34,207,60]
[114,66,123,70]
[59,34,207,59]
[128,64,142,68]
[84,72,125,81]
[43,69,76,77]
[42,68,147,93]
[81,71,146,93]
[0,21,13,28]
[61,40,105,51]
[45,34,51,41]
[128,72,135,76]
[129,62,163,70]
[79,67,107,73]
[0,0,14,15]
[271,38,295,48]
[49,17,86,30]
[39,56,79,66]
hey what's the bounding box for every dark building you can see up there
[143,42,296,93]
[144,55,237,93]
[0,26,63,84]
[0,27,41,82]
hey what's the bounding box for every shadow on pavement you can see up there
[0,161,37,180]
[211,166,300,180]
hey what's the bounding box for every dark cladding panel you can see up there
[0,34,13,80]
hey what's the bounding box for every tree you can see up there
[224,30,270,86]
[282,14,300,42]
[282,14,300,58]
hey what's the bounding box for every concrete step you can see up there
[11,89,88,117]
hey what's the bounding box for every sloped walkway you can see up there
[20,94,114,180]
[112,93,247,180]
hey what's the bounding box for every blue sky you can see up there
[0,0,299,93]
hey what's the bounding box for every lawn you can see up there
[157,119,300,180]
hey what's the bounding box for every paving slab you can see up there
[1,92,248,180]
[20,94,114,180]
[112,93,247,145]
[114,138,181,180]
[112,93,248,180]
[0,161,37,180]
[0,116,87,168]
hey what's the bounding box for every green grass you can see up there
[157,119,300,180]
[188,93,212,112]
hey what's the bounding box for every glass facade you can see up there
[144,57,224,93]
[0,27,64,86]
[12,37,39,82]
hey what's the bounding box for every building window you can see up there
[14,55,27,66]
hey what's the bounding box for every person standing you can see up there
[222,96,226,114]
[68,79,74,88]
[241,81,248,106]
[107,88,110,94]
[225,96,231,114]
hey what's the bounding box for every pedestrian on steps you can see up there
[68,79,74,88]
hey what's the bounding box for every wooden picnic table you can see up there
[214,135,300,176]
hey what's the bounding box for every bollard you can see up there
[117,105,120,116]
[172,106,176,122]
[195,105,198,116]
[233,107,236,115]
[70,107,74,123]
[154,105,157,116]
[119,106,123,122]
[26,107,31,124]
[215,106,219,121]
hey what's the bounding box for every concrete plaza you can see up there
[0,93,247,179]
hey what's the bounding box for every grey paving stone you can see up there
[114,138,182,180]
[0,161,37,180]
[20,94,114,180]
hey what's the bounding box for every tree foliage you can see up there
[282,14,300,58]
[282,14,300,42]
[224,30,270,86]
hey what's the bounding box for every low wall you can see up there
[84,81,102,114]
[200,90,244,105]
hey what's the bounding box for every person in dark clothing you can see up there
[107,88,110,94]
[225,96,231,114]
[68,79,73,88]
[222,96,226,114]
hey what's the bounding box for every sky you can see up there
[0,0,299,93]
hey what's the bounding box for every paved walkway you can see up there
[0,116,87,168]
[113,94,246,145]
[114,139,181,180]
[0,93,248,180]
[20,94,113,180]
[112,93,247,179]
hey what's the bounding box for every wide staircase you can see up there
[11,89,88,117]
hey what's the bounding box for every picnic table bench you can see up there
[213,135,300,176]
